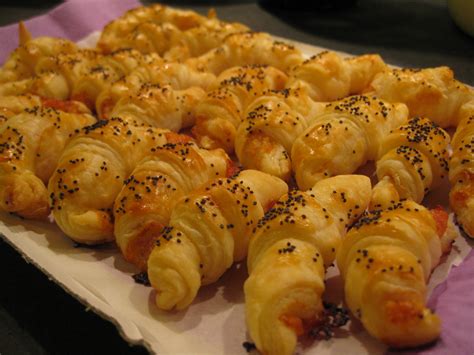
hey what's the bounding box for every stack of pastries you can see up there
[0,3,473,355]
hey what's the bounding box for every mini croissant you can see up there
[245,175,371,355]
[449,100,474,237]
[192,64,288,152]
[96,61,216,119]
[337,200,450,348]
[291,95,408,190]
[0,106,95,219]
[0,23,78,84]
[371,116,450,209]
[366,66,474,128]
[0,48,160,110]
[147,169,287,310]
[48,118,186,244]
[114,141,231,271]
[108,84,206,132]
[186,32,304,75]
[235,87,322,181]
[287,51,387,101]
[97,4,247,58]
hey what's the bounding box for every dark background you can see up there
[0,1,473,354]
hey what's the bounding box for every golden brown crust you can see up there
[291,95,408,190]
[186,32,304,75]
[192,65,288,152]
[245,175,371,355]
[48,118,171,244]
[114,142,230,270]
[371,117,450,209]
[449,100,474,237]
[337,200,443,347]
[0,106,95,219]
[287,51,387,101]
[366,67,474,128]
[147,170,288,310]
[97,4,248,58]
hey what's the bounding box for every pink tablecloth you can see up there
[0,1,473,354]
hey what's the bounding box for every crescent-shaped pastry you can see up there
[186,32,304,75]
[287,51,387,101]
[48,118,186,244]
[114,141,232,271]
[96,61,216,119]
[0,105,95,219]
[192,64,288,152]
[235,87,323,181]
[337,200,451,348]
[245,175,371,355]
[371,116,450,209]
[366,66,474,128]
[147,169,288,310]
[291,95,408,190]
[449,100,474,237]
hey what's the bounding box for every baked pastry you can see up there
[186,32,304,75]
[449,100,474,237]
[48,118,186,244]
[0,95,90,123]
[0,105,95,219]
[366,66,474,128]
[287,51,387,101]
[0,22,78,84]
[235,87,323,181]
[291,95,409,190]
[0,95,42,124]
[98,4,248,60]
[0,48,160,109]
[108,84,206,132]
[147,169,287,310]
[336,200,451,348]
[99,6,248,61]
[97,4,205,53]
[96,61,216,119]
[191,65,288,152]
[371,117,450,209]
[114,141,232,271]
[244,175,371,355]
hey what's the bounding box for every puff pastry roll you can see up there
[0,48,158,109]
[337,200,451,348]
[287,51,387,101]
[163,18,249,61]
[245,175,371,355]
[102,15,247,61]
[97,4,209,54]
[449,100,474,237]
[147,170,287,310]
[0,95,90,123]
[108,84,206,131]
[371,117,450,209]
[0,95,42,123]
[0,23,78,84]
[191,65,288,152]
[0,106,95,219]
[48,118,183,244]
[96,61,216,119]
[186,32,304,75]
[114,141,232,271]
[235,88,323,181]
[366,66,474,128]
[291,95,409,190]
